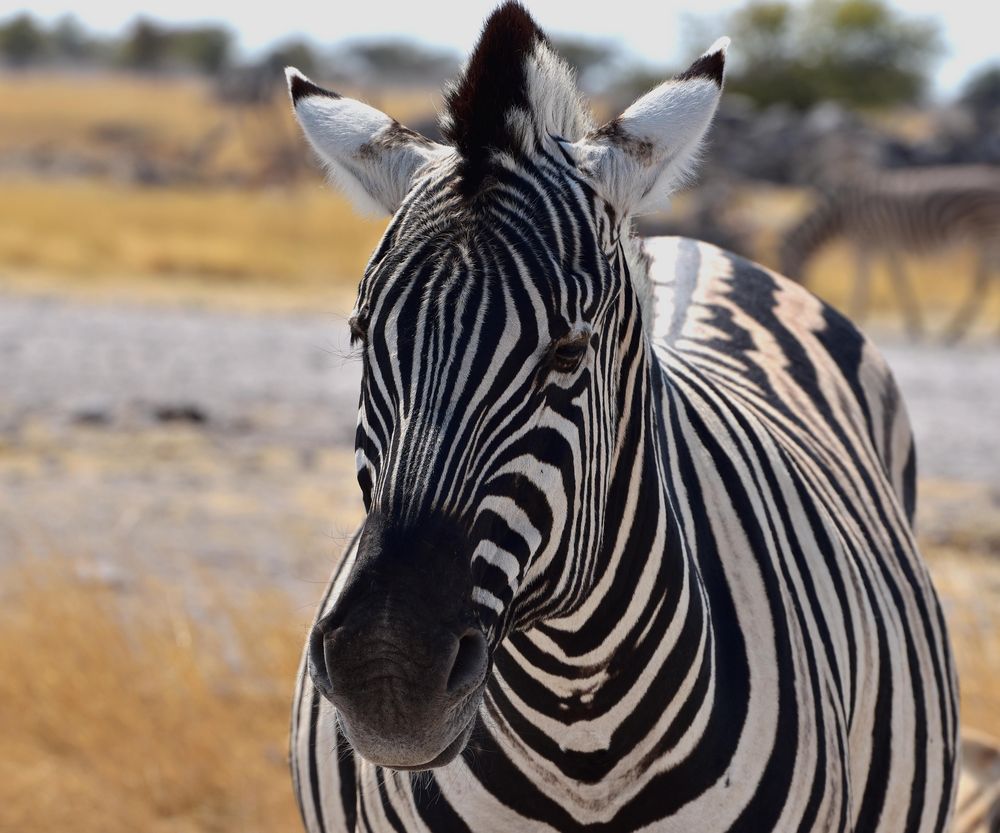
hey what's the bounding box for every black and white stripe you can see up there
[284,4,959,831]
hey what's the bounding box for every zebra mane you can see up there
[440,1,593,198]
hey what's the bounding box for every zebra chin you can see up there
[335,705,481,772]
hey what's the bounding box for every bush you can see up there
[724,0,942,110]
[0,13,46,67]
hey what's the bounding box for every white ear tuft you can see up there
[707,37,731,59]
[563,39,728,216]
[286,68,449,215]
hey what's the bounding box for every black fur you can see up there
[288,71,341,104]
[675,49,725,87]
[442,1,546,198]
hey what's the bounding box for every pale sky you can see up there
[12,0,998,95]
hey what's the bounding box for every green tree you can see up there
[342,40,457,84]
[120,18,170,72]
[50,15,91,62]
[170,26,233,75]
[551,37,620,91]
[725,0,942,110]
[0,13,46,67]
[264,39,319,77]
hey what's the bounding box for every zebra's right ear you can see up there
[286,68,450,215]
[559,38,728,216]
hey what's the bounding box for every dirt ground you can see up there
[0,293,365,607]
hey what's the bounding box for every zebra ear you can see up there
[561,38,728,216]
[286,67,449,215]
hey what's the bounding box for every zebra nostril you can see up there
[446,629,488,696]
[322,632,338,686]
[307,622,336,695]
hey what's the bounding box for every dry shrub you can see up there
[0,559,307,833]
[0,549,995,831]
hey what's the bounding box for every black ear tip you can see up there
[675,38,729,87]
[285,67,341,104]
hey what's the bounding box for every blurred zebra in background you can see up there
[779,166,1000,341]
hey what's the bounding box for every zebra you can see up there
[283,4,959,831]
[778,168,1000,342]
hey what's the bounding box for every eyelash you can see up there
[547,332,591,374]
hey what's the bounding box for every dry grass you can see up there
[0,73,439,139]
[0,72,438,310]
[0,72,440,178]
[0,558,310,833]
[4,177,995,322]
[0,73,226,156]
[0,479,995,831]
[0,179,384,310]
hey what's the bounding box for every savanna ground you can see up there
[0,73,998,832]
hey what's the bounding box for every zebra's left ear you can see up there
[561,38,728,216]
[286,67,450,215]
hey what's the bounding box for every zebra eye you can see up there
[348,314,368,347]
[548,331,590,374]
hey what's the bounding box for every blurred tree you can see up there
[551,37,620,91]
[606,66,671,107]
[264,39,319,77]
[120,18,170,72]
[170,26,233,75]
[0,13,46,67]
[724,0,942,109]
[50,15,92,63]
[340,40,458,85]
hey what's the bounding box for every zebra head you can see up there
[287,1,726,771]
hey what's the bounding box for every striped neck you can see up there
[482,268,721,802]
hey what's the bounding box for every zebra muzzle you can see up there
[308,609,488,770]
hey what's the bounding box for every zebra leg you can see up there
[849,247,873,324]
[942,253,991,344]
[885,254,925,339]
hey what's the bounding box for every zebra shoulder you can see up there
[642,234,917,524]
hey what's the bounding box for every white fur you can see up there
[563,38,728,216]
[522,40,595,143]
[286,67,450,215]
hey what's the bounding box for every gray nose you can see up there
[309,619,488,702]
[307,511,489,767]
[307,615,488,768]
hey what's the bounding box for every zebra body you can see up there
[779,167,1000,339]
[284,5,958,831]
[291,234,956,831]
